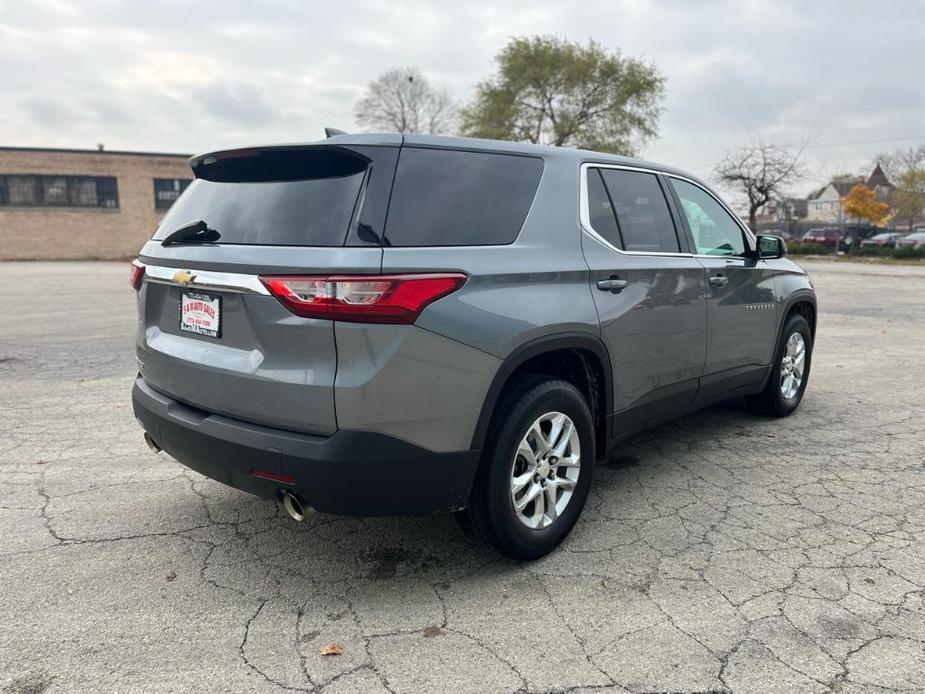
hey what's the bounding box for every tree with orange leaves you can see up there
[841,184,891,253]
[842,184,890,225]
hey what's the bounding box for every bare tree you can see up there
[715,143,805,231]
[355,67,455,135]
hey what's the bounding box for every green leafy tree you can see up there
[893,168,925,231]
[460,36,665,155]
[874,146,925,231]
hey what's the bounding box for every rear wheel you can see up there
[747,314,812,416]
[465,375,595,560]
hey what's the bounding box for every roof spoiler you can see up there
[190,145,370,182]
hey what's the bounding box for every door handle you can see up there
[709,274,729,288]
[597,277,628,293]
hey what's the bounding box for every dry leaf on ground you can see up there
[319,643,344,656]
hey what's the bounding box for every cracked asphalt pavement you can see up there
[2,260,924,694]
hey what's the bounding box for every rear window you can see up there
[384,148,543,246]
[153,148,367,247]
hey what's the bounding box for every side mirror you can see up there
[756,234,786,259]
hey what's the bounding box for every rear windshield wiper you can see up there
[161,220,221,246]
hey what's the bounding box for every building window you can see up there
[154,178,192,210]
[0,175,119,208]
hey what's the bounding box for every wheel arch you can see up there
[470,333,613,457]
[780,290,817,341]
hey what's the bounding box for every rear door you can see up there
[580,165,707,436]
[666,176,779,400]
[136,142,398,434]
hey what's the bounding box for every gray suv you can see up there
[132,133,815,559]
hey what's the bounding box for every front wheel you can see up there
[747,314,813,416]
[465,376,595,560]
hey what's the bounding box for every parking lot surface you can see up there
[2,260,924,694]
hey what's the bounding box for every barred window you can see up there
[95,177,119,208]
[73,177,99,206]
[153,178,192,210]
[4,176,37,205]
[41,176,69,205]
[0,175,119,208]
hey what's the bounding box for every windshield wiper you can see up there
[160,219,221,246]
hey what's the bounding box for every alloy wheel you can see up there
[509,412,581,529]
[780,332,806,399]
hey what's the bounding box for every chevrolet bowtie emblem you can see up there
[173,270,196,286]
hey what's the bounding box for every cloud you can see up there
[0,0,922,194]
[193,81,274,127]
[20,95,78,128]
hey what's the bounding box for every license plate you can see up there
[180,291,221,338]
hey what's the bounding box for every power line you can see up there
[686,134,925,172]
[799,135,925,150]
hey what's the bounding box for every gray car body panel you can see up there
[136,281,340,434]
[135,133,815,465]
[333,323,500,453]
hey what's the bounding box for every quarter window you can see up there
[586,169,622,248]
[384,148,543,246]
[154,178,192,210]
[597,169,680,253]
[670,178,746,256]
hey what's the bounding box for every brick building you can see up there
[0,146,192,260]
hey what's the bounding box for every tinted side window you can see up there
[599,169,680,253]
[670,178,746,256]
[384,148,543,246]
[587,168,622,248]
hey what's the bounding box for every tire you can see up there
[465,375,595,560]
[747,313,813,417]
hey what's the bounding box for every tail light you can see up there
[260,273,467,324]
[130,259,145,291]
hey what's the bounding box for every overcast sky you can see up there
[1,0,923,198]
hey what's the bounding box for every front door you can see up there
[581,165,707,438]
[667,177,779,401]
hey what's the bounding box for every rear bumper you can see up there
[132,376,481,516]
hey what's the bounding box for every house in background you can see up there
[765,196,808,223]
[864,163,896,202]
[804,165,896,224]
[806,178,862,223]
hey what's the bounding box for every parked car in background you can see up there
[802,228,843,248]
[843,224,880,242]
[762,228,794,241]
[895,231,925,248]
[860,232,905,248]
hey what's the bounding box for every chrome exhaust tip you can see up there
[281,490,306,522]
[143,432,162,454]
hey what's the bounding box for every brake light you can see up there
[260,273,467,324]
[130,259,145,291]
